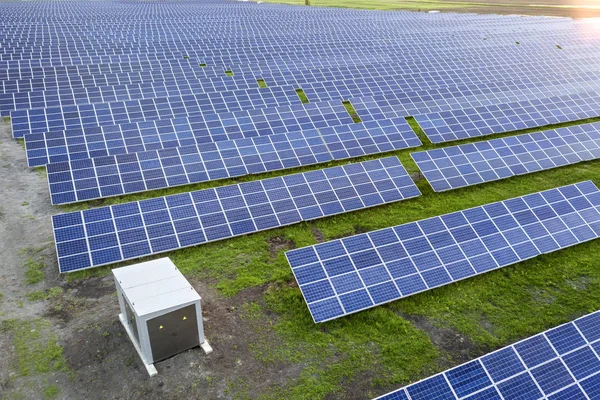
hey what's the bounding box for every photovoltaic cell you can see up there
[52,156,421,273]
[375,310,600,400]
[45,119,421,204]
[285,181,600,323]
[412,121,600,192]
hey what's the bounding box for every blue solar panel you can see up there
[25,113,417,167]
[412,122,600,192]
[46,119,421,205]
[52,156,421,273]
[9,88,323,139]
[375,310,600,400]
[285,181,600,323]
[414,91,600,143]
[0,73,266,116]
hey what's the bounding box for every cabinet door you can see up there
[124,300,139,343]
[147,304,199,362]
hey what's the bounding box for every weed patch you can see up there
[257,79,268,88]
[23,257,45,284]
[1,319,69,376]
[342,100,362,123]
[295,88,309,104]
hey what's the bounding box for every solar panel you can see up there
[375,310,600,400]
[46,118,421,205]
[23,103,415,167]
[12,60,600,139]
[10,86,309,138]
[285,181,600,323]
[52,156,421,273]
[412,122,600,192]
[414,91,600,143]
[0,82,299,117]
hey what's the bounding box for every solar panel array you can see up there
[4,2,600,398]
[1,0,599,308]
[375,310,600,400]
[52,157,421,273]
[412,122,600,192]
[285,181,600,323]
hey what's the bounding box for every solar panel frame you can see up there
[52,156,422,273]
[285,181,600,323]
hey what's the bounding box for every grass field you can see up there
[57,110,600,398]
[260,0,600,17]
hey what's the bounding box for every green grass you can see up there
[27,287,63,302]
[259,0,574,14]
[225,70,234,76]
[42,385,60,400]
[257,79,268,88]
[251,288,439,398]
[22,257,46,285]
[260,0,469,11]
[0,319,69,377]
[295,88,310,104]
[342,100,362,123]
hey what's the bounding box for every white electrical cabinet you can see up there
[112,258,212,376]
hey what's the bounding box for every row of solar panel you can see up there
[0,19,581,45]
[0,83,304,117]
[413,121,600,192]
[2,54,598,108]
[2,40,595,108]
[2,32,596,65]
[285,181,600,322]
[11,67,600,141]
[4,51,600,122]
[35,105,600,207]
[21,76,596,170]
[2,37,596,75]
[0,20,582,47]
[45,117,420,204]
[415,90,600,143]
[12,95,357,140]
[2,43,596,108]
[5,47,598,109]
[1,35,585,61]
[3,42,597,96]
[2,10,566,24]
[0,23,583,52]
[51,156,421,273]
[0,15,578,34]
[20,77,599,172]
[3,32,564,58]
[0,23,576,38]
[376,310,600,400]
